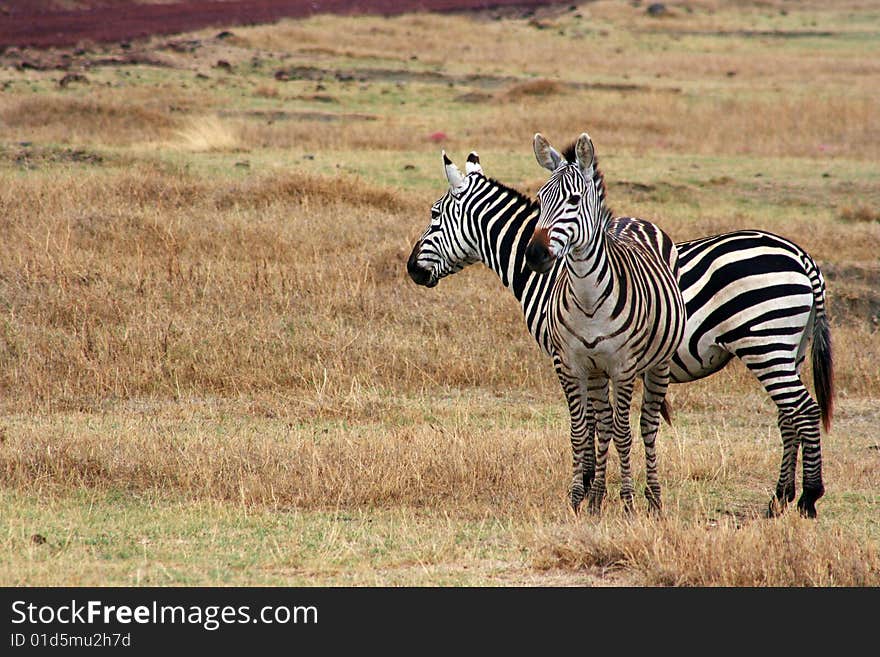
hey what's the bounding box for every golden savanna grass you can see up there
[0,0,878,586]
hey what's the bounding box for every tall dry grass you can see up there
[2,162,875,414]
[0,164,562,413]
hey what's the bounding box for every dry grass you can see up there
[532,514,880,586]
[0,95,180,146]
[0,1,878,586]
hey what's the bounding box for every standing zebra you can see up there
[524,132,686,513]
[407,148,832,517]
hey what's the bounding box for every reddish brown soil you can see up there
[0,0,565,49]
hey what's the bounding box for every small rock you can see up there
[31,534,47,545]
[647,3,667,16]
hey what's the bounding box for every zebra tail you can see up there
[812,310,834,433]
[660,398,673,426]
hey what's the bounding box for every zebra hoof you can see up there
[620,492,635,514]
[582,468,595,495]
[644,487,662,515]
[570,486,585,515]
[797,485,824,519]
[586,491,604,515]
[775,483,796,504]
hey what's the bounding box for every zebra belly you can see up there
[670,345,732,383]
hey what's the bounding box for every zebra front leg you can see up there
[610,378,636,513]
[555,361,594,513]
[640,366,670,515]
[581,411,596,499]
[768,411,798,518]
[586,376,612,514]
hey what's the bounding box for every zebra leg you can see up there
[794,397,824,518]
[579,408,597,506]
[640,366,670,515]
[740,358,825,518]
[586,376,612,515]
[554,360,594,513]
[767,411,798,518]
[610,378,636,513]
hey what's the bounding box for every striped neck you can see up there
[460,174,560,353]
[463,174,541,297]
[565,163,616,307]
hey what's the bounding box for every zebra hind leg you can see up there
[740,355,825,519]
[767,412,798,518]
[796,400,825,518]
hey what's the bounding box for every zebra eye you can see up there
[568,194,581,205]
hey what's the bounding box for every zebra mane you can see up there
[561,141,613,226]
[477,174,540,214]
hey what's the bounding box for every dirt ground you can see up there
[0,0,564,48]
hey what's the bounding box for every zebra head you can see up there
[406,151,483,288]
[525,132,601,274]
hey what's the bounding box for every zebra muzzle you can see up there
[406,242,437,287]
[525,231,554,274]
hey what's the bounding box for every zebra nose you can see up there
[525,239,554,274]
[407,242,435,287]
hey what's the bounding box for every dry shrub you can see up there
[839,206,880,224]
[215,170,409,213]
[171,115,240,152]
[500,79,568,101]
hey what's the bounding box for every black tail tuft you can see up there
[812,312,834,433]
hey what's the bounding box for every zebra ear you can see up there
[465,152,483,175]
[443,151,466,191]
[575,132,596,175]
[533,133,562,171]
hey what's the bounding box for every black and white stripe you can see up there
[407,148,832,517]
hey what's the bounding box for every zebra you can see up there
[523,132,686,513]
[406,148,832,517]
